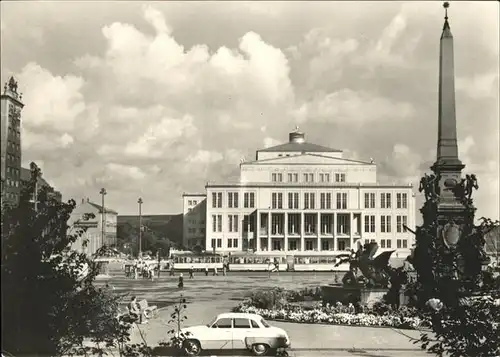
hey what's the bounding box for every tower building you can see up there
[1,77,24,203]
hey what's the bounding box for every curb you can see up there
[266,317,422,331]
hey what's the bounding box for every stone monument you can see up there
[408,3,498,305]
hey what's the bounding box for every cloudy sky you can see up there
[1,1,498,220]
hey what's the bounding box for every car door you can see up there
[206,317,233,350]
[231,318,252,349]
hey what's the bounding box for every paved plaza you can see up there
[100,271,431,356]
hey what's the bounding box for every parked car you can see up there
[178,312,291,356]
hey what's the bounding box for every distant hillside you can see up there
[117,214,183,246]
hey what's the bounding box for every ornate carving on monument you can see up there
[8,76,18,93]
[441,219,461,249]
[419,173,440,202]
[453,174,479,205]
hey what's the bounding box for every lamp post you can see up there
[138,197,143,258]
[99,188,107,248]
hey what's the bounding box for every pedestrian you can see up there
[169,263,174,276]
[213,267,218,276]
[204,266,209,276]
[178,273,184,289]
[189,266,194,279]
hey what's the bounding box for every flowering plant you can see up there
[233,300,422,329]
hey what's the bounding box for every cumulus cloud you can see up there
[296,89,415,124]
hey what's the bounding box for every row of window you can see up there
[8,127,21,137]
[208,237,410,251]
[212,214,255,233]
[5,179,20,187]
[187,219,205,225]
[271,172,346,183]
[364,193,408,209]
[211,213,408,235]
[364,215,408,233]
[6,167,20,177]
[6,153,20,163]
[3,192,19,201]
[212,192,255,208]
[210,191,409,210]
[187,228,205,234]
[7,140,21,152]
[187,199,199,206]
[272,192,348,209]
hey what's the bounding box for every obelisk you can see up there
[431,2,465,205]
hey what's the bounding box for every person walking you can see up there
[189,266,194,279]
[213,267,218,276]
[178,273,184,289]
[204,266,209,276]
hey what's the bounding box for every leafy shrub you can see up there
[247,287,289,310]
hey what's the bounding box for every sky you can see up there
[1,1,498,220]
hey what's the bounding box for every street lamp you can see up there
[138,197,143,258]
[100,188,107,249]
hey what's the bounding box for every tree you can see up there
[1,167,129,356]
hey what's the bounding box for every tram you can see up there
[170,252,224,271]
[292,253,348,272]
[227,251,288,271]
[227,251,350,272]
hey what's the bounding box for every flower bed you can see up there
[233,300,423,330]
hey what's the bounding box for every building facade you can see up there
[68,198,118,256]
[1,77,24,204]
[182,194,207,249]
[20,166,62,203]
[184,130,416,256]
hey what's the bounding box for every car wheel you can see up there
[251,343,270,356]
[182,339,201,356]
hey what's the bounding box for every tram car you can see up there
[292,253,349,272]
[227,252,288,271]
[227,252,350,272]
[170,252,224,271]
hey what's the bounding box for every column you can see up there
[300,212,305,251]
[284,212,288,252]
[316,211,321,251]
[332,213,337,251]
[267,212,272,251]
[349,212,353,249]
[256,212,261,251]
[333,212,337,251]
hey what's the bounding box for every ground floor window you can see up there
[305,240,314,251]
[288,240,297,251]
[272,239,282,251]
[321,240,329,251]
[338,240,346,251]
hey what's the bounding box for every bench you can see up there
[138,299,158,319]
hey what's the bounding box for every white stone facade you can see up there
[183,131,416,255]
[182,193,207,248]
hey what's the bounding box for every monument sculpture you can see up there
[335,242,395,288]
[406,2,498,305]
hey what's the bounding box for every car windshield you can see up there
[206,317,217,327]
[260,318,271,328]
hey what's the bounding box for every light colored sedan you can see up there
[179,312,291,356]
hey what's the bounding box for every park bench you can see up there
[138,299,158,319]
